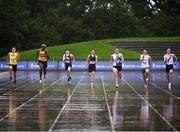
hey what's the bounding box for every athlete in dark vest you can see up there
[87,49,97,87]
[63,49,74,82]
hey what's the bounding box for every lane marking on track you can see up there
[0,79,38,96]
[149,82,180,100]
[0,75,65,122]
[135,74,180,100]
[48,72,85,132]
[100,72,115,132]
[123,78,177,132]
[0,75,27,85]
[0,72,9,78]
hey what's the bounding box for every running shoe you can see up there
[116,84,119,88]
[168,83,171,89]
[91,83,93,88]
[68,76,72,82]
[14,80,16,84]
[144,84,148,88]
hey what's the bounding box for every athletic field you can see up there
[0,71,180,131]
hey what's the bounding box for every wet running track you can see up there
[0,71,180,131]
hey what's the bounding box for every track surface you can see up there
[0,71,180,131]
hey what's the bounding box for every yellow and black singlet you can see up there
[9,52,18,65]
[38,50,48,62]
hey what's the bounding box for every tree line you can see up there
[0,0,180,56]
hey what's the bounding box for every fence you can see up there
[0,61,180,71]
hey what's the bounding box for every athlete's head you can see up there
[11,47,16,53]
[65,49,70,54]
[143,49,148,55]
[114,47,120,54]
[91,49,95,54]
[41,44,46,50]
[167,48,171,54]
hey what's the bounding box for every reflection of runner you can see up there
[112,90,123,127]
[8,92,18,129]
[140,50,151,88]
[36,44,49,83]
[64,84,71,120]
[86,84,96,125]
[164,48,177,89]
[38,90,48,130]
[140,88,149,128]
[163,94,173,123]
[7,47,20,84]
[110,47,124,88]
[63,49,74,83]
[87,49,97,87]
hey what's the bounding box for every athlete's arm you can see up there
[173,54,178,64]
[140,55,143,62]
[149,56,152,66]
[121,54,124,63]
[7,53,10,64]
[45,50,49,60]
[86,55,90,64]
[164,55,167,64]
[17,51,20,61]
[62,54,65,61]
[109,55,113,68]
[149,56,152,63]
[36,50,40,61]
[96,55,98,63]
[71,54,75,62]
[110,55,113,64]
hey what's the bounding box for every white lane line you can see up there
[149,82,180,100]
[135,74,180,100]
[1,80,39,96]
[100,73,115,132]
[48,72,85,132]
[0,71,8,74]
[2,80,38,95]
[0,75,26,85]
[0,76,65,122]
[155,75,180,85]
[122,78,177,132]
[0,72,9,78]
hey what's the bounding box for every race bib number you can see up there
[90,61,95,64]
[40,57,47,61]
[65,60,71,63]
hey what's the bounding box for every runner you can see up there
[7,47,20,84]
[63,49,74,83]
[164,48,177,89]
[36,44,49,83]
[140,49,151,88]
[110,47,124,88]
[87,49,97,87]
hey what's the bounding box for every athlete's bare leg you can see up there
[67,66,72,82]
[44,67,47,79]
[90,71,95,87]
[113,68,119,87]
[9,66,13,80]
[39,63,43,82]
[14,71,16,84]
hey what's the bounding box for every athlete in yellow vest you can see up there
[7,47,20,84]
[36,44,49,83]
